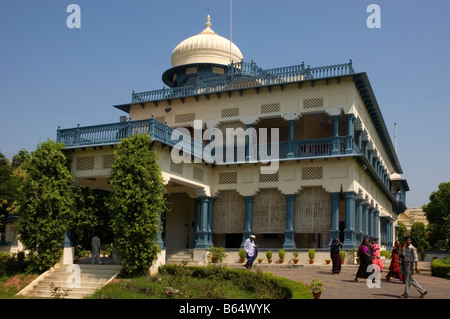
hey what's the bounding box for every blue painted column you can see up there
[345,114,355,154]
[241,196,254,248]
[362,141,368,157]
[287,120,295,158]
[355,197,363,244]
[331,115,340,155]
[343,192,358,249]
[194,197,214,248]
[374,207,380,241]
[328,192,340,248]
[283,194,296,249]
[362,201,369,239]
[368,204,374,238]
[388,221,393,250]
[208,197,214,246]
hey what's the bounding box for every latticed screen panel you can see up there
[175,113,195,123]
[221,107,239,118]
[301,166,323,180]
[170,160,183,175]
[252,189,286,233]
[294,187,331,233]
[102,154,115,169]
[303,97,324,109]
[213,190,245,234]
[76,156,95,171]
[154,116,165,123]
[260,103,280,114]
[218,171,237,184]
[259,171,279,182]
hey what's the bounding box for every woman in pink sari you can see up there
[371,238,383,271]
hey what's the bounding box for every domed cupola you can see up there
[162,15,244,87]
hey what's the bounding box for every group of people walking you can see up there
[339,236,428,298]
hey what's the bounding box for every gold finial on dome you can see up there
[206,14,211,28]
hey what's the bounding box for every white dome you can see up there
[391,172,403,180]
[171,15,243,67]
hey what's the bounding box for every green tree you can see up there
[0,151,21,241]
[109,134,167,276]
[410,222,428,252]
[396,222,408,242]
[423,182,450,250]
[17,140,75,273]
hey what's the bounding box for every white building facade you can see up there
[57,16,408,260]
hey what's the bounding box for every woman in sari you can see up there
[385,241,403,282]
[330,238,342,274]
[371,238,383,271]
[354,238,373,282]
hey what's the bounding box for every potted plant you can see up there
[309,278,325,299]
[209,246,227,263]
[266,250,273,263]
[325,258,331,264]
[308,249,315,264]
[339,250,346,265]
[292,249,299,264]
[257,257,263,264]
[238,248,246,263]
[278,249,285,263]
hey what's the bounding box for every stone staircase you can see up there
[165,249,195,265]
[18,263,122,299]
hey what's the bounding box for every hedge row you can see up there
[431,258,450,279]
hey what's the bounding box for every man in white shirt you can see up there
[400,237,427,298]
[244,235,258,269]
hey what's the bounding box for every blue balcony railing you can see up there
[131,60,354,104]
[57,118,361,164]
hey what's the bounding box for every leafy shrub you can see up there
[266,250,272,261]
[380,250,391,258]
[278,249,285,260]
[431,258,450,279]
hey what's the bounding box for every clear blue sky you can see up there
[1,0,449,208]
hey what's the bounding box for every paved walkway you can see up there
[229,262,450,299]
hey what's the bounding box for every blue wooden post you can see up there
[208,197,214,246]
[328,192,340,247]
[374,207,380,241]
[345,114,355,154]
[194,197,213,248]
[331,116,340,155]
[283,194,296,249]
[287,120,295,158]
[368,204,374,238]
[362,201,369,239]
[355,196,363,243]
[343,192,357,249]
[241,196,254,248]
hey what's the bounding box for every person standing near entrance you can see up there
[91,235,103,265]
[244,235,258,269]
[400,237,427,298]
